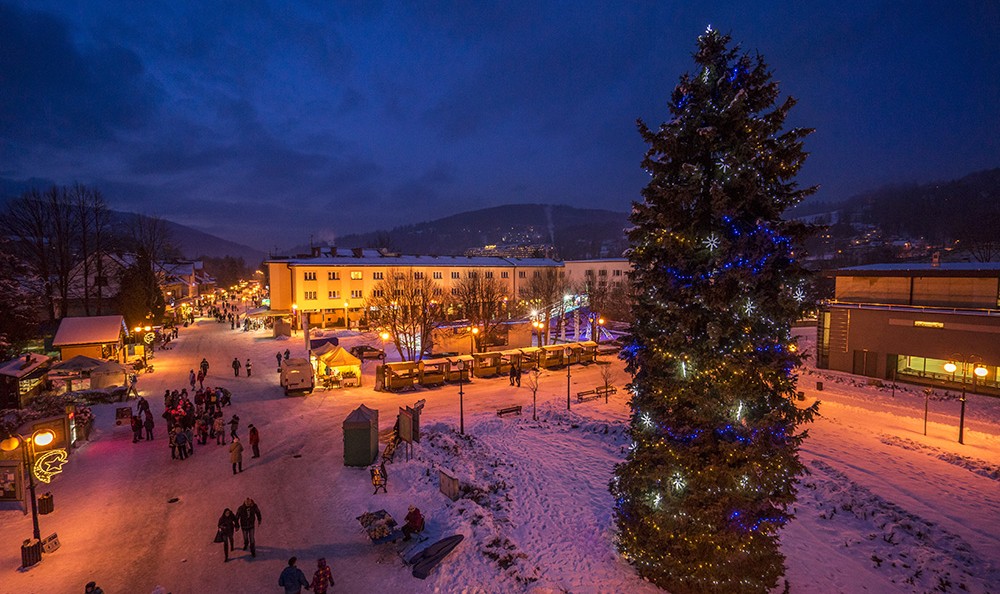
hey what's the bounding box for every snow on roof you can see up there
[52,315,126,346]
[267,254,562,267]
[836,262,1000,277]
[0,354,51,378]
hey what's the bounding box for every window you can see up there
[501,271,509,279]
[350,271,363,280]
[613,269,622,277]
[373,272,384,280]
[451,272,460,279]
[304,291,317,300]
[598,269,608,277]
[303,272,317,281]
[327,271,340,280]
[414,271,425,280]
[433,287,443,296]
[372,289,384,298]
[451,288,460,296]
[533,271,541,278]
[350,290,363,299]
[433,271,443,279]
[518,271,526,279]
[394,272,405,280]
[468,271,477,279]
[328,290,339,299]
[485,271,493,279]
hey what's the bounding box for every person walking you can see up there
[175,427,189,460]
[245,358,253,377]
[131,415,143,443]
[200,357,210,377]
[248,424,260,458]
[230,436,244,474]
[143,411,155,441]
[84,581,105,594]
[229,414,240,442]
[275,352,282,371]
[278,557,311,594]
[509,364,517,386]
[515,365,522,387]
[189,369,196,390]
[214,414,226,445]
[197,369,205,390]
[232,357,242,377]
[310,558,334,594]
[217,508,238,562]
[236,497,262,557]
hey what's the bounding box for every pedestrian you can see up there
[232,357,241,377]
[230,436,244,474]
[284,349,290,360]
[137,395,150,415]
[275,352,282,370]
[515,365,522,387]
[217,508,238,562]
[311,558,334,594]
[131,415,143,443]
[197,369,205,390]
[402,505,425,541]
[189,369,196,390]
[248,424,260,458]
[84,581,105,594]
[509,364,516,386]
[175,427,189,460]
[143,412,155,441]
[214,414,226,445]
[168,427,177,459]
[245,358,253,377]
[200,357,210,377]
[278,557,311,594]
[229,414,240,441]
[236,497,262,557]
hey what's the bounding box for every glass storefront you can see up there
[895,354,998,393]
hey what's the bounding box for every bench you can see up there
[496,405,522,417]
[577,386,617,402]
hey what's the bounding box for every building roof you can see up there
[0,354,51,379]
[835,262,1000,278]
[52,315,126,346]
[266,254,562,267]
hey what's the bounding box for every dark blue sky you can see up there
[2,1,998,250]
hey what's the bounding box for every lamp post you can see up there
[470,327,479,355]
[343,301,350,329]
[1,430,55,548]
[943,356,988,445]
[565,346,572,411]
[291,304,298,336]
[589,314,604,343]
[456,360,465,435]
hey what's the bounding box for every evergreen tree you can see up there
[612,28,818,593]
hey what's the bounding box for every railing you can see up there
[825,300,1000,317]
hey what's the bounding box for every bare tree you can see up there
[599,362,618,403]
[524,366,543,420]
[70,184,112,315]
[453,270,512,350]
[364,268,447,361]
[2,189,56,321]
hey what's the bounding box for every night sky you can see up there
[2,2,998,250]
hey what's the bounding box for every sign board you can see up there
[0,460,23,503]
[439,470,460,501]
[41,533,60,554]
[408,406,421,443]
[398,408,413,444]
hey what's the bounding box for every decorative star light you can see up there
[739,475,750,489]
[652,492,662,508]
[735,401,744,421]
[792,287,806,303]
[703,233,720,252]
[743,300,756,316]
[641,412,653,428]
[670,471,686,492]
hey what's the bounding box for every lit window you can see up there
[350,290,362,298]
[451,272,460,279]
[351,271,363,280]
[328,291,339,299]
[433,271,442,279]
[501,271,509,279]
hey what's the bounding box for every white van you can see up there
[280,357,314,395]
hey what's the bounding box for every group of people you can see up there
[129,396,156,443]
[508,364,523,387]
[232,357,253,377]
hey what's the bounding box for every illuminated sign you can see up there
[33,449,69,483]
[913,321,944,328]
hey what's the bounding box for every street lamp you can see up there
[291,303,298,336]
[343,301,350,329]
[470,327,479,355]
[456,360,466,435]
[1,429,56,563]
[565,346,572,411]
[943,356,988,445]
[589,314,605,343]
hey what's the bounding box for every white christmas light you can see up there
[792,287,806,303]
[703,234,720,251]
[641,412,653,428]
[670,471,686,492]
[743,300,756,316]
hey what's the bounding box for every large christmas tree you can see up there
[612,28,818,593]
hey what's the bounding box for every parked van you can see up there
[280,357,314,395]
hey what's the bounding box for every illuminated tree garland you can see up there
[612,28,818,593]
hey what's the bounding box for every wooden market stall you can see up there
[517,347,540,369]
[383,361,418,392]
[472,351,502,378]
[576,341,598,364]
[539,345,568,369]
[444,355,473,382]
[418,358,448,387]
[497,349,524,376]
[314,344,362,388]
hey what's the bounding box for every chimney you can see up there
[931,251,940,267]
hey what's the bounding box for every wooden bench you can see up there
[577,386,617,402]
[496,405,522,417]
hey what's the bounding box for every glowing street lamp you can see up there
[470,327,479,355]
[456,360,466,435]
[943,356,989,444]
[343,301,351,329]
[1,429,57,561]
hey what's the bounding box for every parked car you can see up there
[350,345,386,360]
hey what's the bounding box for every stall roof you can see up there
[317,345,361,367]
[53,315,126,346]
[420,357,451,366]
[50,355,109,372]
[344,404,377,425]
[0,354,51,379]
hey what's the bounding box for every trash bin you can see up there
[21,539,42,567]
[38,492,54,515]
[816,381,823,391]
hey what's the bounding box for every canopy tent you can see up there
[314,345,362,386]
[343,404,379,466]
[48,355,129,390]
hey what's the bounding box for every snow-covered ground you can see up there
[1,320,998,593]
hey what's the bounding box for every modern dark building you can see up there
[817,263,1000,395]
